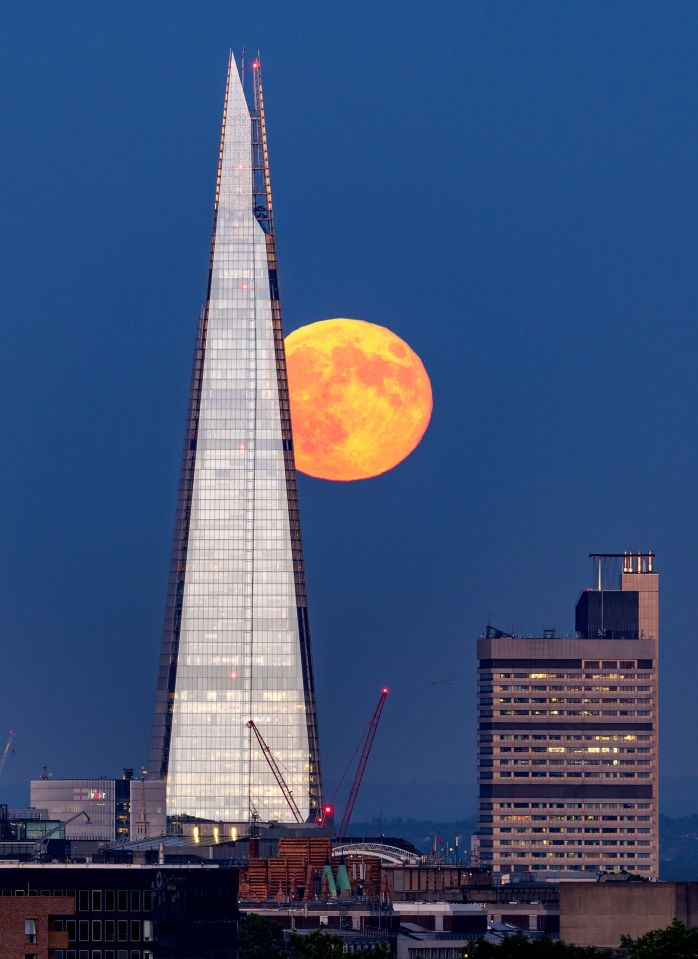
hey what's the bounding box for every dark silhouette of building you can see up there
[0,863,238,958]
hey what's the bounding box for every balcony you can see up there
[48,929,69,949]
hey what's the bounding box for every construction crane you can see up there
[0,730,15,783]
[338,688,389,837]
[246,719,303,824]
[34,810,90,860]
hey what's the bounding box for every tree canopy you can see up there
[238,913,285,959]
[469,931,610,958]
[241,912,698,958]
[288,929,390,958]
[621,918,698,958]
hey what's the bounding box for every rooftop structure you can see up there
[29,773,166,843]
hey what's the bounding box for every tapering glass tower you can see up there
[149,53,322,824]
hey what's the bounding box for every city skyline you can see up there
[1,3,698,821]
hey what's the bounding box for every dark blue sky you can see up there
[1,1,697,818]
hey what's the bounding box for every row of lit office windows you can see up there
[480,731,651,743]
[492,814,651,822]
[482,772,651,779]
[490,696,652,704]
[484,709,652,718]
[493,743,650,750]
[492,758,651,765]
[494,853,651,862]
[483,802,652,810]
[480,667,652,683]
[495,824,652,833]
[486,746,650,755]
[487,768,650,777]
[491,842,652,860]
[485,685,653,693]
[496,839,651,847]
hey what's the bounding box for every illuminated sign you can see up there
[72,789,107,801]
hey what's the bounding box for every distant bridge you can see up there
[332,841,422,865]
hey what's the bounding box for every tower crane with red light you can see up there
[337,687,389,838]
[246,687,389,832]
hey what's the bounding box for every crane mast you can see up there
[34,810,90,860]
[246,719,304,824]
[338,688,389,837]
[0,730,15,783]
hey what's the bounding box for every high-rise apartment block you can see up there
[477,553,658,878]
[149,54,321,824]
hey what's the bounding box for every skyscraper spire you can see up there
[149,53,322,824]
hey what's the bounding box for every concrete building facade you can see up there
[477,552,658,878]
[560,880,698,949]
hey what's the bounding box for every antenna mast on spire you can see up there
[250,54,274,236]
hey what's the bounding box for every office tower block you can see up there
[149,54,322,823]
[478,553,658,878]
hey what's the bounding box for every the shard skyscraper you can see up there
[149,54,322,824]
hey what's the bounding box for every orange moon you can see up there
[284,318,432,482]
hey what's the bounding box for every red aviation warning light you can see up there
[338,687,389,837]
[316,803,335,826]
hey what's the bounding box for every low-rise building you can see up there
[383,864,492,901]
[244,898,398,953]
[560,880,698,948]
[392,901,487,933]
[29,773,166,842]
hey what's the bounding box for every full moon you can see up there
[284,318,432,482]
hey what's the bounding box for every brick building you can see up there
[0,895,73,958]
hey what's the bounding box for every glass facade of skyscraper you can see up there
[149,55,321,823]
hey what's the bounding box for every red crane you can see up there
[246,719,304,824]
[338,688,389,837]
